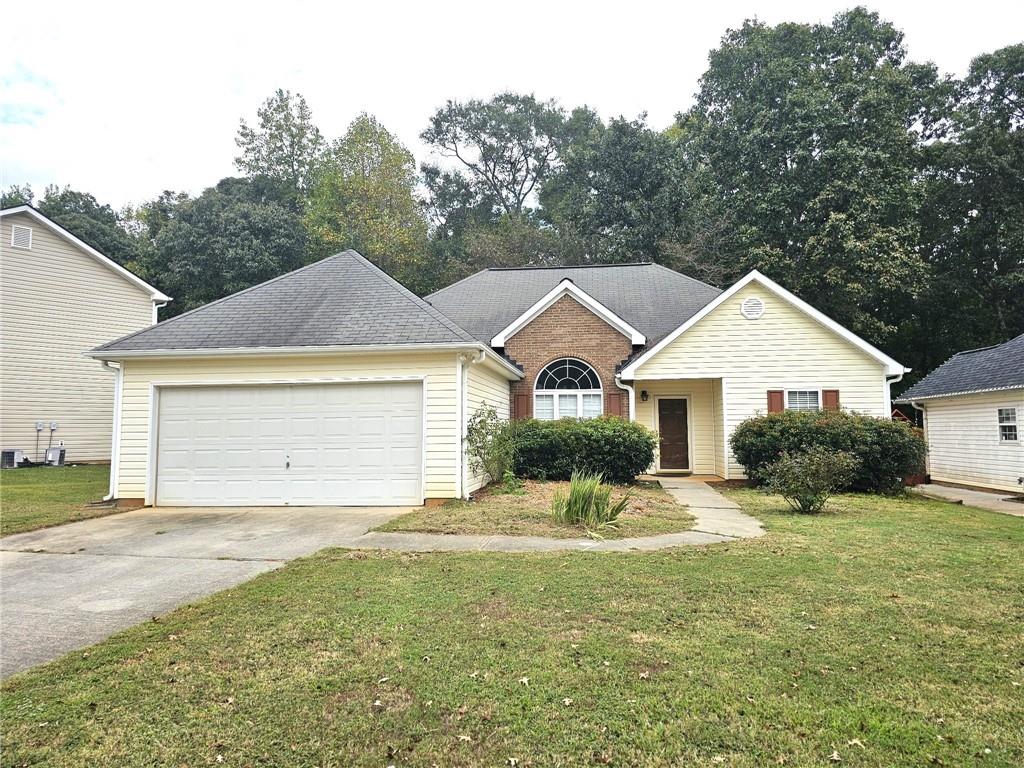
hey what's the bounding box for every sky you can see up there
[2,0,1021,209]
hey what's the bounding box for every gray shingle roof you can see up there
[895,334,1024,401]
[425,263,722,347]
[94,250,477,354]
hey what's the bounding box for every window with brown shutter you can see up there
[822,390,840,410]
[767,390,785,413]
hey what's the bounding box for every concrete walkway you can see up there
[911,484,1024,517]
[354,479,764,552]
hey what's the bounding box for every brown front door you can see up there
[658,398,689,470]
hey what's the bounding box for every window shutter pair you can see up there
[766,390,840,412]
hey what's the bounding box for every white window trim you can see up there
[491,278,646,347]
[784,388,823,412]
[997,407,1018,443]
[533,357,604,420]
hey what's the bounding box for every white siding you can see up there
[463,359,512,493]
[115,352,461,501]
[0,212,156,461]
[635,283,889,478]
[922,390,1024,493]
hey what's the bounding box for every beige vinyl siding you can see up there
[635,283,888,478]
[0,213,156,462]
[463,359,512,493]
[633,379,717,474]
[922,390,1024,493]
[115,351,461,501]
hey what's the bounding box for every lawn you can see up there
[376,479,694,538]
[2,491,1022,766]
[0,465,113,537]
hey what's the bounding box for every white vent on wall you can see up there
[10,224,32,249]
[740,296,765,320]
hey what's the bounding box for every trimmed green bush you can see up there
[729,409,926,493]
[510,416,657,484]
[764,446,860,513]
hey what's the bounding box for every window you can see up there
[534,358,602,420]
[786,390,820,411]
[998,408,1018,442]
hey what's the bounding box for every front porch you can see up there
[631,378,728,478]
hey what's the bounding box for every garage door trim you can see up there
[146,376,428,506]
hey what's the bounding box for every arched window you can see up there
[533,358,603,420]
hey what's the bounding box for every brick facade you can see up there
[503,295,634,419]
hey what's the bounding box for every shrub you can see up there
[551,470,631,529]
[510,416,657,483]
[465,406,515,484]
[729,410,926,493]
[763,446,860,513]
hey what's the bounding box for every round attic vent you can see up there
[740,296,765,320]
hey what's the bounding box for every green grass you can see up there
[376,479,694,538]
[3,491,1023,766]
[0,465,113,537]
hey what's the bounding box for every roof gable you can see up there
[91,250,479,356]
[427,263,722,346]
[620,270,908,378]
[0,205,170,302]
[896,333,1024,401]
[492,278,646,346]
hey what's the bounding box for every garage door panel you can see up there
[156,382,423,506]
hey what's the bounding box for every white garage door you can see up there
[155,382,423,506]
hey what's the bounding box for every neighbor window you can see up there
[786,390,820,411]
[998,408,1018,442]
[534,358,602,420]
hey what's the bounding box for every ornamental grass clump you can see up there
[551,470,631,531]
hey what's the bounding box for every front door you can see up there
[657,398,689,471]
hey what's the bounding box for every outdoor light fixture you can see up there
[640,390,649,402]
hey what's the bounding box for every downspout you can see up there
[885,372,905,418]
[461,350,487,499]
[152,300,167,325]
[101,360,123,502]
[908,399,929,478]
[455,353,465,501]
[614,375,635,421]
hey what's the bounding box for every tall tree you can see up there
[542,116,685,262]
[906,43,1024,375]
[421,93,598,219]
[35,186,142,267]
[305,114,430,291]
[1,184,34,207]
[672,8,940,343]
[235,89,326,208]
[141,178,307,315]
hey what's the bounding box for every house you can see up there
[895,335,1023,493]
[88,251,908,507]
[1,206,170,464]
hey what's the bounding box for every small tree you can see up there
[763,446,859,514]
[464,406,515,485]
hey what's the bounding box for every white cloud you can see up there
[3,0,1020,207]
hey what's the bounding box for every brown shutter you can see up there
[513,393,531,420]
[822,390,840,411]
[767,390,785,413]
[606,391,622,418]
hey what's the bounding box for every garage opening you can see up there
[154,381,423,506]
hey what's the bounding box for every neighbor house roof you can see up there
[426,263,722,347]
[91,250,481,356]
[896,333,1024,401]
[1,205,171,303]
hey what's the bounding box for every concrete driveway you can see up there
[0,505,408,678]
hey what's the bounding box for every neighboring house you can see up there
[88,252,908,507]
[1,206,169,463]
[895,335,1023,493]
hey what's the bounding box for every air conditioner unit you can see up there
[1,449,25,469]
[44,447,66,466]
